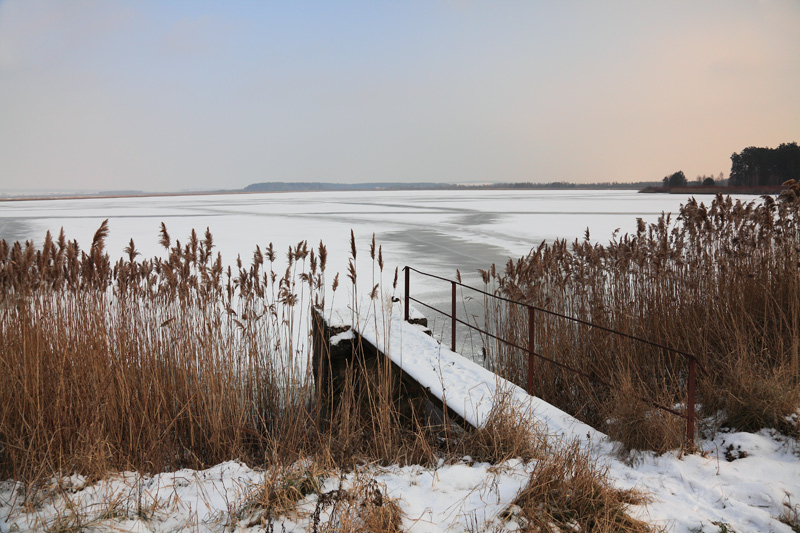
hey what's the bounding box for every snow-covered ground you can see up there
[0,459,534,532]
[2,429,798,532]
[612,428,800,532]
[2,417,797,531]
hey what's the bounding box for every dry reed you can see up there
[0,223,438,489]
[0,220,648,528]
[480,184,800,450]
[513,440,650,532]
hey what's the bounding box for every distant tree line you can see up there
[729,142,800,187]
[656,142,799,192]
[243,180,665,193]
[471,181,664,190]
[243,181,451,192]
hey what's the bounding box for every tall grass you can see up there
[0,222,443,485]
[0,221,651,530]
[481,185,800,450]
[0,223,328,482]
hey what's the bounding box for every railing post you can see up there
[687,358,696,449]
[404,267,410,322]
[451,281,457,352]
[527,306,535,395]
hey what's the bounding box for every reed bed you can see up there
[1,222,321,482]
[0,222,442,488]
[0,221,647,530]
[481,184,800,451]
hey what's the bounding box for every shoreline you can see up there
[0,189,246,203]
[640,185,784,195]
[0,184,782,203]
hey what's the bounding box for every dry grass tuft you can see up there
[0,223,433,489]
[244,461,329,527]
[603,378,684,454]
[312,475,402,533]
[514,440,650,532]
[459,388,547,464]
[319,347,439,468]
[449,399,648,531]
[706,351,800,435]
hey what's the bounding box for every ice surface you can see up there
[0,189,742,298]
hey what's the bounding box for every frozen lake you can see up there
[0,189,708,273]
[0,189,743,352]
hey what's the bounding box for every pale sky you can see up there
[1,1,798,192]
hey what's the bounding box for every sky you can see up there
[0,1,799,193]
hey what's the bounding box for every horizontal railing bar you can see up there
[406,297,450,322]
[408,295,686,420]
[405,266,706,374]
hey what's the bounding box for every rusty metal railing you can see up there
[403,266,706,447]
